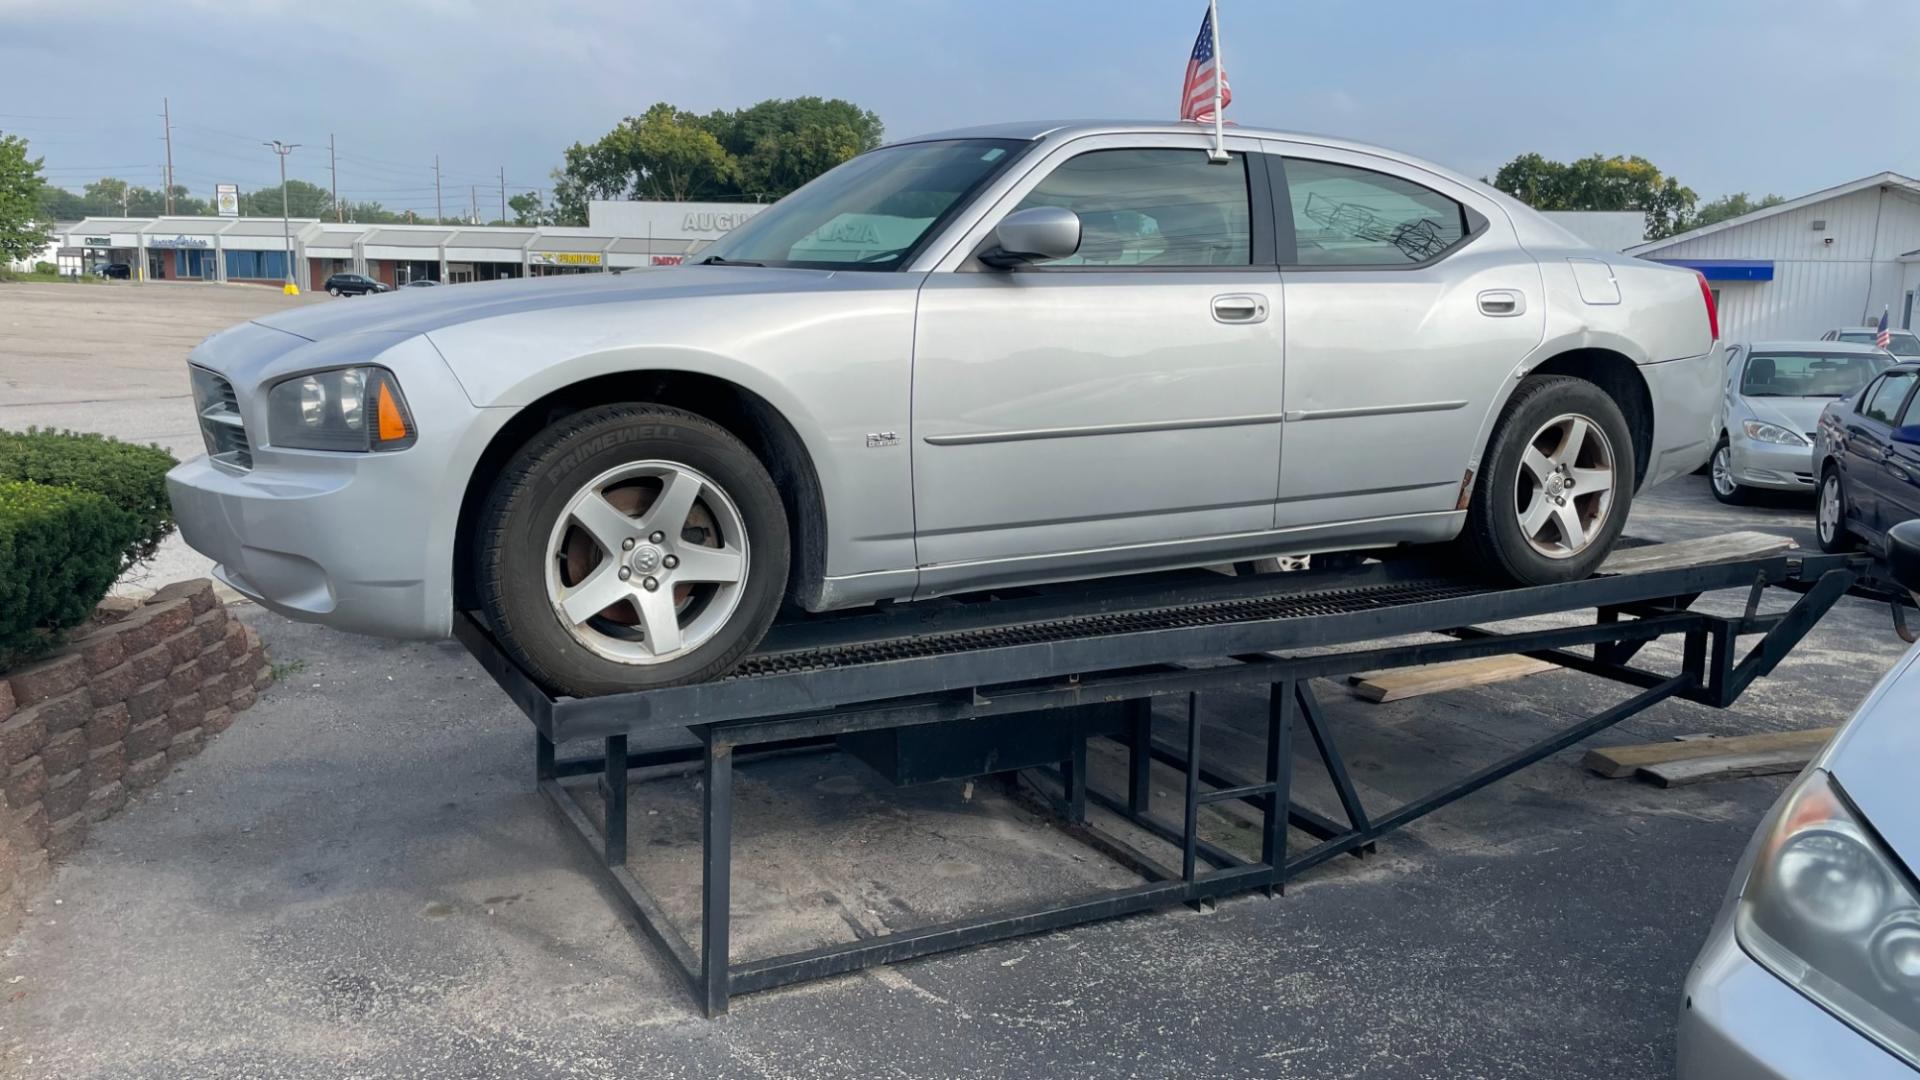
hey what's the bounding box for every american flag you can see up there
[1877,308,1892,350]
[1181,7,1231,124]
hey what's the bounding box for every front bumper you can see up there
[1678,912,1913,1078]
[166,329,497,640]
[1728,433,1817,492]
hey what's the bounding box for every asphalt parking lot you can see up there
[1,282,1912,1078]
[0,281,320,594]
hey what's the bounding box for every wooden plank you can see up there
[1639,747,1818,787]
[1346,655,1558,704]
[1582,727,1835,779]
[1599,531,1796,576]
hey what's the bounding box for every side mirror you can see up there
[980,207,1081,269]
[1893,425,1920,446]
[1891,520,1920,596]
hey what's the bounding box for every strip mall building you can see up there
[54,200,767,290]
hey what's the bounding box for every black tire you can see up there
[475,403,790,695]
[327,286,340,296]
[1709,438,1749,505]
[1461,375,1636,585]
[1816,465,1854,554]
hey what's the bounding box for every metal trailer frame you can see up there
[455,551,1867,1017]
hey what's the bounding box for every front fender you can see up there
[423,286,922,584]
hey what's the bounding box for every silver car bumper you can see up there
[1678,892,1913,1078]
[1728,434,1817,492]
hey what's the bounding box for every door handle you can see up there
[1211,294,1269,324]
[1477,289,1526,317]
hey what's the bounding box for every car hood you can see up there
[251,265,840,342]
[1822,642,1920,872]
[1739,395,1833,436]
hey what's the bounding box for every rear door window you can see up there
[1282,159,1470,266]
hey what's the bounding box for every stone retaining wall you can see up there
[0,579,269,930]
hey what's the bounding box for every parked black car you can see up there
[323,272,389,297]
[1816,361,1920,553]
[92,263,131,280]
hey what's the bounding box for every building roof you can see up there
[1630,172,1920,255]
[528,233,615,252]
[221,218,318,236]
[447,228,534,247]
[362,228,454,246]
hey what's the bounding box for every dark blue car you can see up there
[1816,361,1920,552]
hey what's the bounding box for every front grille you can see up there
[189,367,252,470]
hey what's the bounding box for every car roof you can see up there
[1825,326,1919,336]
[1742,340,1891,354]
[892,119,1454,175]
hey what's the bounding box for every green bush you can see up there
[0,429,177,569]
[32,261,54,275]
[0,481,139,670]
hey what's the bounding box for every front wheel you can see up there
[1460,375,1635,585]
[1709,438,1749,505]
[1816,467,1854,553]
[475,403,790,695]
[327,286,340,296]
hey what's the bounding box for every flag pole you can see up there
[1208,0,1228,162]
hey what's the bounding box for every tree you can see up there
[0,132,51,262]
[241,179,331,219]
[508,191,552,226]
[552,96,884,211]
[1689,191,1786,230]
[1490,152,1698,240]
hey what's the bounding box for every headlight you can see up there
[1737,769,1920,1068]
[1743,419,1810,446]
[267,366,415,452]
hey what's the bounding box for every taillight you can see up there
[1696,272,1720,341]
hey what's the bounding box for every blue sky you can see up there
[2,0,1913,216]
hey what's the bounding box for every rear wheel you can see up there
[1709,438,1749,505]
[1461,375,1635,584]
[1817,467,1854,553]
[476,403,789,695]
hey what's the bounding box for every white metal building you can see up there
[1629,172,1920,342]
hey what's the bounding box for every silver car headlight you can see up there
[1742,419,1810,446]
[1737,769,1920,1068]
[266,366,416,452]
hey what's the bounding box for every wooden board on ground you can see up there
[1582,727,1835,779]
[1598,530,1796,576]
[1346,655,1558,704]
[1639,747,1820,787]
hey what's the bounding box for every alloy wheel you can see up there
[1819,474,1842,546]
[1711,445,1737,498]
[543,460,750,665]
[1515,412,1617,560]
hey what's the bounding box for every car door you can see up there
[1846,369,1919,532]
[1880,376,1920,524]
[1264,145,1546,528]
[910,132,1284,588]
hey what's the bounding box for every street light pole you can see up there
[264,140,301,292]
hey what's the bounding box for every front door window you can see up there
[1010,148,1251,267]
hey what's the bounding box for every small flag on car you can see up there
[1181,5,1231,125]
[1877,307,1892,350]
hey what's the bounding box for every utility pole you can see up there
[329,133,341,223]
[434,155,443,224]
[499,166,507,224]
[264,141,300,289]
[161,98,175,214]
[470,185,477,225]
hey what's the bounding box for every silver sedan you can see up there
[1711,342,1892,504]
[1679,522,1920,1077]
[167,120,1722,693]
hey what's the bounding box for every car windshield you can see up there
[692,139,1026,270]
[1837,330,1920,356]
[1742,351,1893,397]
